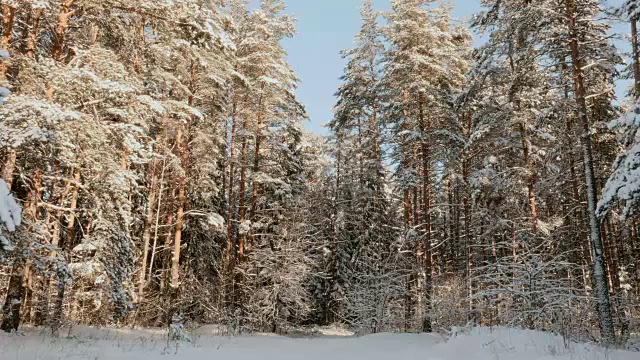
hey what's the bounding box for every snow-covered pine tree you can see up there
[554,0,619,344]
[326,0,403,331]
[220,0,311,332]
[383,0,470,332]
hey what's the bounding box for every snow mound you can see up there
[0,179,21,232]
[440,327,633,360]
[0,179,21,252]
[0,326,636,360]
[316,325,355,337]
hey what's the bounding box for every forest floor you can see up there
[0,325,638,360]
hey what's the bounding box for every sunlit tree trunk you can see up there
[139,155,159,299]
[52,0,77,62]
[170,62,196,290]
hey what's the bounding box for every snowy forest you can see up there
[0,0,640,349]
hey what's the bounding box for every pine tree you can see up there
[383,0,470,332]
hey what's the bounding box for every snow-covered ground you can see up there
[1,326,637,360]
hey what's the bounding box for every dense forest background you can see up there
[1,0,640,347]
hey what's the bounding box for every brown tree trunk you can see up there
[170,62,196,290]
[22,170,42,324]
[52,0,77,62]
[160,207,175,292]
[134,16,145,73]
[25,8,43,59]
[170,177,186,289]
[170,125,188,290]
[2,149,16,189]
[138,157,158,299]
[1,5,15,50]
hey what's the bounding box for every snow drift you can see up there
[0,326,636,360]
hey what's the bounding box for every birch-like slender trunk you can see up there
[565,0,615,344]
[170,62,196,290]
[632,17,640,99]
[418,97,432,333]
[248,91,265,250]
[226,101,238,268]
[139,155,159,299]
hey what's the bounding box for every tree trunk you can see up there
[171,177,186,289]
[1,4,15,77]
[52,0,77,62]
[160,205,175,292]
[2,149,16,189]
[519,123,538,232]
[51,168,80,330]
[170,62,196,290]
[25,8,43,59]
[248,87,267,250]
[226,102,238,268]
[65,169,81,248]
[1,141,20,332]
[1,258,25,332]
[418,99,432,333]
[565,0,615,345]
[238,114,248,259]
[147,152,168,286]
[1,4,15,50]
[138,156,158,299]
[170,124,188,290]
[632,17,640,99]
[50,271,66,333]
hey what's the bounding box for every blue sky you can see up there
[280,0,481,135]
[280,0,630,135]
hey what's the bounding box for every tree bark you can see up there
[519,123,538,232]
[632,17,640,99]
[170,177,186,289]
[565,0,615,345]
[65,168,81,248]
[25,8,43,59]
[2,149,16,189]
[1,5,15,50]
[1,258,25,332]
[418,98,432,333]
[226,101,238,268]
[248,92,265,250]
[52,0,77,62]
[138,156,158,299]
[170,62,196,289]
[1,140,19,332]
[1,4,16,77]
[238,114,248,259]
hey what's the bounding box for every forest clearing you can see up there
[1,0,640,357]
